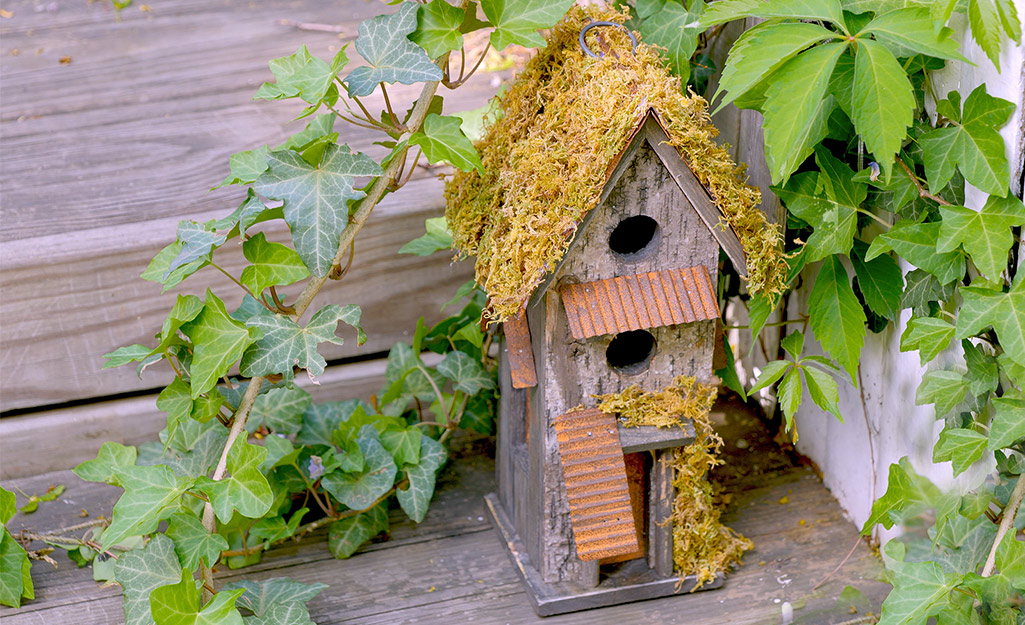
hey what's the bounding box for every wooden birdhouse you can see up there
[444,11,775,616]
[481,109,747,615]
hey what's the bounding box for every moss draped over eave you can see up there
[444,6,787,324]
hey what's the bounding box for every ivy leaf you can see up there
[713,21,838,113]
[968,0,1022,71]
[437,350,496,395]
[166,221,226,280]
[962,340,998,396]
[988,397,1025,450]
[385,342,446,402]
[241,304,365,380]
[916,370,969,418]
[399,216,453,256]
[762,43,846,184]
[863,458,958,534]
[933,428,987,476]
[808,256,866,380]
[143,242,207,292]
[777,171,856,262]
[901,269,955,317]
[249,508,308,545]
[150,569,245,625]
[166,512,229,571]
[0,522,33,608]
[410,0,465,59]
[295,399,371,447]
[113,535,183,625]
[955,273,1025,368]
[860,8,969,61]
[217,146,270,189]
[867,221,965,286]
[102,464,193,550]
[327,502,389,559]
[380,428,422,467]
[396,436,447,523]
[344,4,443,97]
[900,317,955,365]
[255,45,336,104]
[154,295,205,356]
[938,195,1025,280]
[877,541,960,625]
[74,441,138,487]
[104,344,155,369]
[180,291,260,399]
[259,436,301,474]
[255,145,382,277]
[240,232,311,296]
[249,385,312,435]
[409,113,483,173]
[919,85,1015,196]
[480,0,574,50]
[195,439,273,523]
[850,39,915,181]
[223,578,327,625]
[851,243,903,319]
[214,191,277,238]
[635,0,705,82]
[804,364,842,420]
[321,426,397,510]
[701,0,846,28]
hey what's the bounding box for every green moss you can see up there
[445,6,787,324]
[594,376,752,588]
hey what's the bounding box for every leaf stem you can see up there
[724,316,808,330]
[446,42,490,88]
[380,83,400,130]
[981,475,1025,576]
[855,207,891,229]
[898,159,952,206]
[209,262,266,308]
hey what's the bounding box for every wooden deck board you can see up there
[0,0,497,411]
[0,402,889,624]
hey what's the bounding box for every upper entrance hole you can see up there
[608,215,659,258]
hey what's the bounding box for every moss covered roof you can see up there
[445,7,786,324]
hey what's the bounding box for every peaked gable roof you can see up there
[445,7,786,324]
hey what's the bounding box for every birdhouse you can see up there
[445,10,779,616]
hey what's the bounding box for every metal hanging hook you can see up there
[578,21,637,58]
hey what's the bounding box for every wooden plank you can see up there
[618,422,696,453]
[0,0,501,412]
[0,177,472,412]
[0,399,890,625]
[0,355,443,479]
[648,449,674,578]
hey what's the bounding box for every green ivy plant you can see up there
[704,0,1024,622]
[1,0,574,620]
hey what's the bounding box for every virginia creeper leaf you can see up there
[701,0,846,28]
[851,243,904,320]
[255,144,382,277]
[850,39,915,181]
[635,0,705,82]
[860,7,968,61]
[749,360,791,394]
[778,367,803,430]
[344,4,443,97]
[808,256,866,380]
[968,0,1022,71]
[399,216,453,256]
[804,364,842,420]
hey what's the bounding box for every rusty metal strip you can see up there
[504,310,537,389]
[553,407,639,562]
[559,266,721,339]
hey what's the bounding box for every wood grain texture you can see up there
[0,356,428,480]
[0,0,500,411]
[0,399,890,625]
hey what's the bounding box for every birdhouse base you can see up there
[483,493,723,616]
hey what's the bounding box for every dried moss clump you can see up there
[595,376,752,588]
[445,6,787,323]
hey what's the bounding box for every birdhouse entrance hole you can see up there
[606,330,656,374]
[608,215,659,258]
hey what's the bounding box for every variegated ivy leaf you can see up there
[113,535,183,625]
[937,195,1025,280]
[179,290,260,399]
[216,145,270,188]
[165,221,226,280]
[956,273,1025,368]
[988,397,1025,450]
[240,232,311,296]
[101,464,193,550]
[248,385,312,434]
[480,0,575,50]
[408,113,483,173]
[73,441,137,487]
[255,45,345,105]
[399,216,453,256]
[327,503,389,559]
[255,144,382,277]
[344,4,443,97]
[223,578,327,625]
[165,512,229,571]
[194,439,273,523]
[239,304,366,381]
[321,426,397,510]
[143,241,207,292]
[103,344,153,369]
[933,428,988,476]
[396,434,446,523]
[915,370,968,417]
[436,350,496,395]
[899,317,955,365]
[876,541,960,625]
[149,569,244,625]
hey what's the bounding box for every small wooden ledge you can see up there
[617,420,696,453]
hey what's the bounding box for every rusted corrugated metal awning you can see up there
[503,310,537,389]
[559,265,720,340]
[553,407,639,562]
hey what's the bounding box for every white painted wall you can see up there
[786,13,1025,540]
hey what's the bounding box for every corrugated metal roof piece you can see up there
[559,266,720,340]
[504,309,537,389]
[553,407,640,562]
